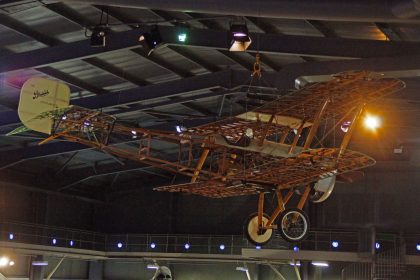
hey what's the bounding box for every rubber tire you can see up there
[244,212,273,246]
[278,208,310,243]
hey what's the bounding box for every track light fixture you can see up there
[228,23,252,51]
[139,26,162,56]
[90,26,109,47]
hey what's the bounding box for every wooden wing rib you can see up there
[154,148,375,198]
[228,148,375,189]
[186,71,405,142]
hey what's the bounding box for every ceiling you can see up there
[0,0,419,210]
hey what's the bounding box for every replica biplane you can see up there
[9,71,405,245]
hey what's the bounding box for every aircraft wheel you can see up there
[245,213,273,246]
[278,208,309,243]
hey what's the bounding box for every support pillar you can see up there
[89,260,104,280]
[29,256,45,280]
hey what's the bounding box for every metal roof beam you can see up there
[167,45,222,73]
[0,70,237,128]
[306,20,338,38]
[4,26,420,73]
[37,66,108,95]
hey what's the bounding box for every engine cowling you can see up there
[310,173,337,203]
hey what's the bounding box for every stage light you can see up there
[228,23,252,51]
[91,26,109,47]
[150,242,156,249]
[364,114,381,131]
[219,244,225,250]
[9,261,14,266]
[332,241,339,248]
[176,124,186,133]
[117,242,123,249]
[416,244,420,251]
[69,240,74,247]
[184,243,190,249]
[139,26,162,56]
[293,246,299,252]
[52,238,57,245]
[255,245,261,250]
[312,261,329,267]
[375,242,381,249]
[340,121,351,133]
[8,233,14,240]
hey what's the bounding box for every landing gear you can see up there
[245,213,273,245]
[278,208,309,242]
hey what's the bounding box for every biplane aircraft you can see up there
[9,71,405,245]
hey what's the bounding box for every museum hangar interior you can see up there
[0,0,419,279]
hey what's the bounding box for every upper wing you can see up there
[186,71,405,143]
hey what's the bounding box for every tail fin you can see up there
[18,78,70,134]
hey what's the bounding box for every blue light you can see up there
[255,245,261,250]
[8,233,14,240]
[69,240,74,247]
[52,238,57,245]
[375,242,380,249]
[117,242,123,249]
[416,244,420,251]
[332,241,339,248]
[150,243,156,249]
[293,246,299,252]
[219,244,225,250]
[184,243,190,250]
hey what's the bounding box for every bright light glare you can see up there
[147,264,159,270]
[178,33,187,42]
[332,241,339,248]
[311,261,329,267]
[0,257,9,267]
[184,243,190,249]
[416,244,420,251]
[364,115,381,131]
[219,244,225,250]
[8,233,14,240]
[9,261,14,266]
[375,242,381,249]
[150,242,156,249]
[117,242,123,248]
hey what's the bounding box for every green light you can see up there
[178,33,187,42]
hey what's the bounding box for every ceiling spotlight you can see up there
[52,238,57,245]
[139,26,162,56]
[228,23,252,52]
[289,261,301,266]
[117,242,123,249]
[176,124,187,133]
[219,244,225,250]
[8,233,14,240]
[311,261,329,267]
[90,26,109,47]
[293,246,299,252]
[332,241,339,248]
[184,243,190,250]
[150,242,156,249]
[8,261,14,266]
[69,240,74,247]
[363,114,381,131]
[416,244,420,251]
[375,242,381,250]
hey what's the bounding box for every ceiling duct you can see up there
[392,0,420,18]
[59,0,420,23]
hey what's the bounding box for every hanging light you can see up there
[90,26,109,47]
[228,23,252,51]
[139,26,162,56]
